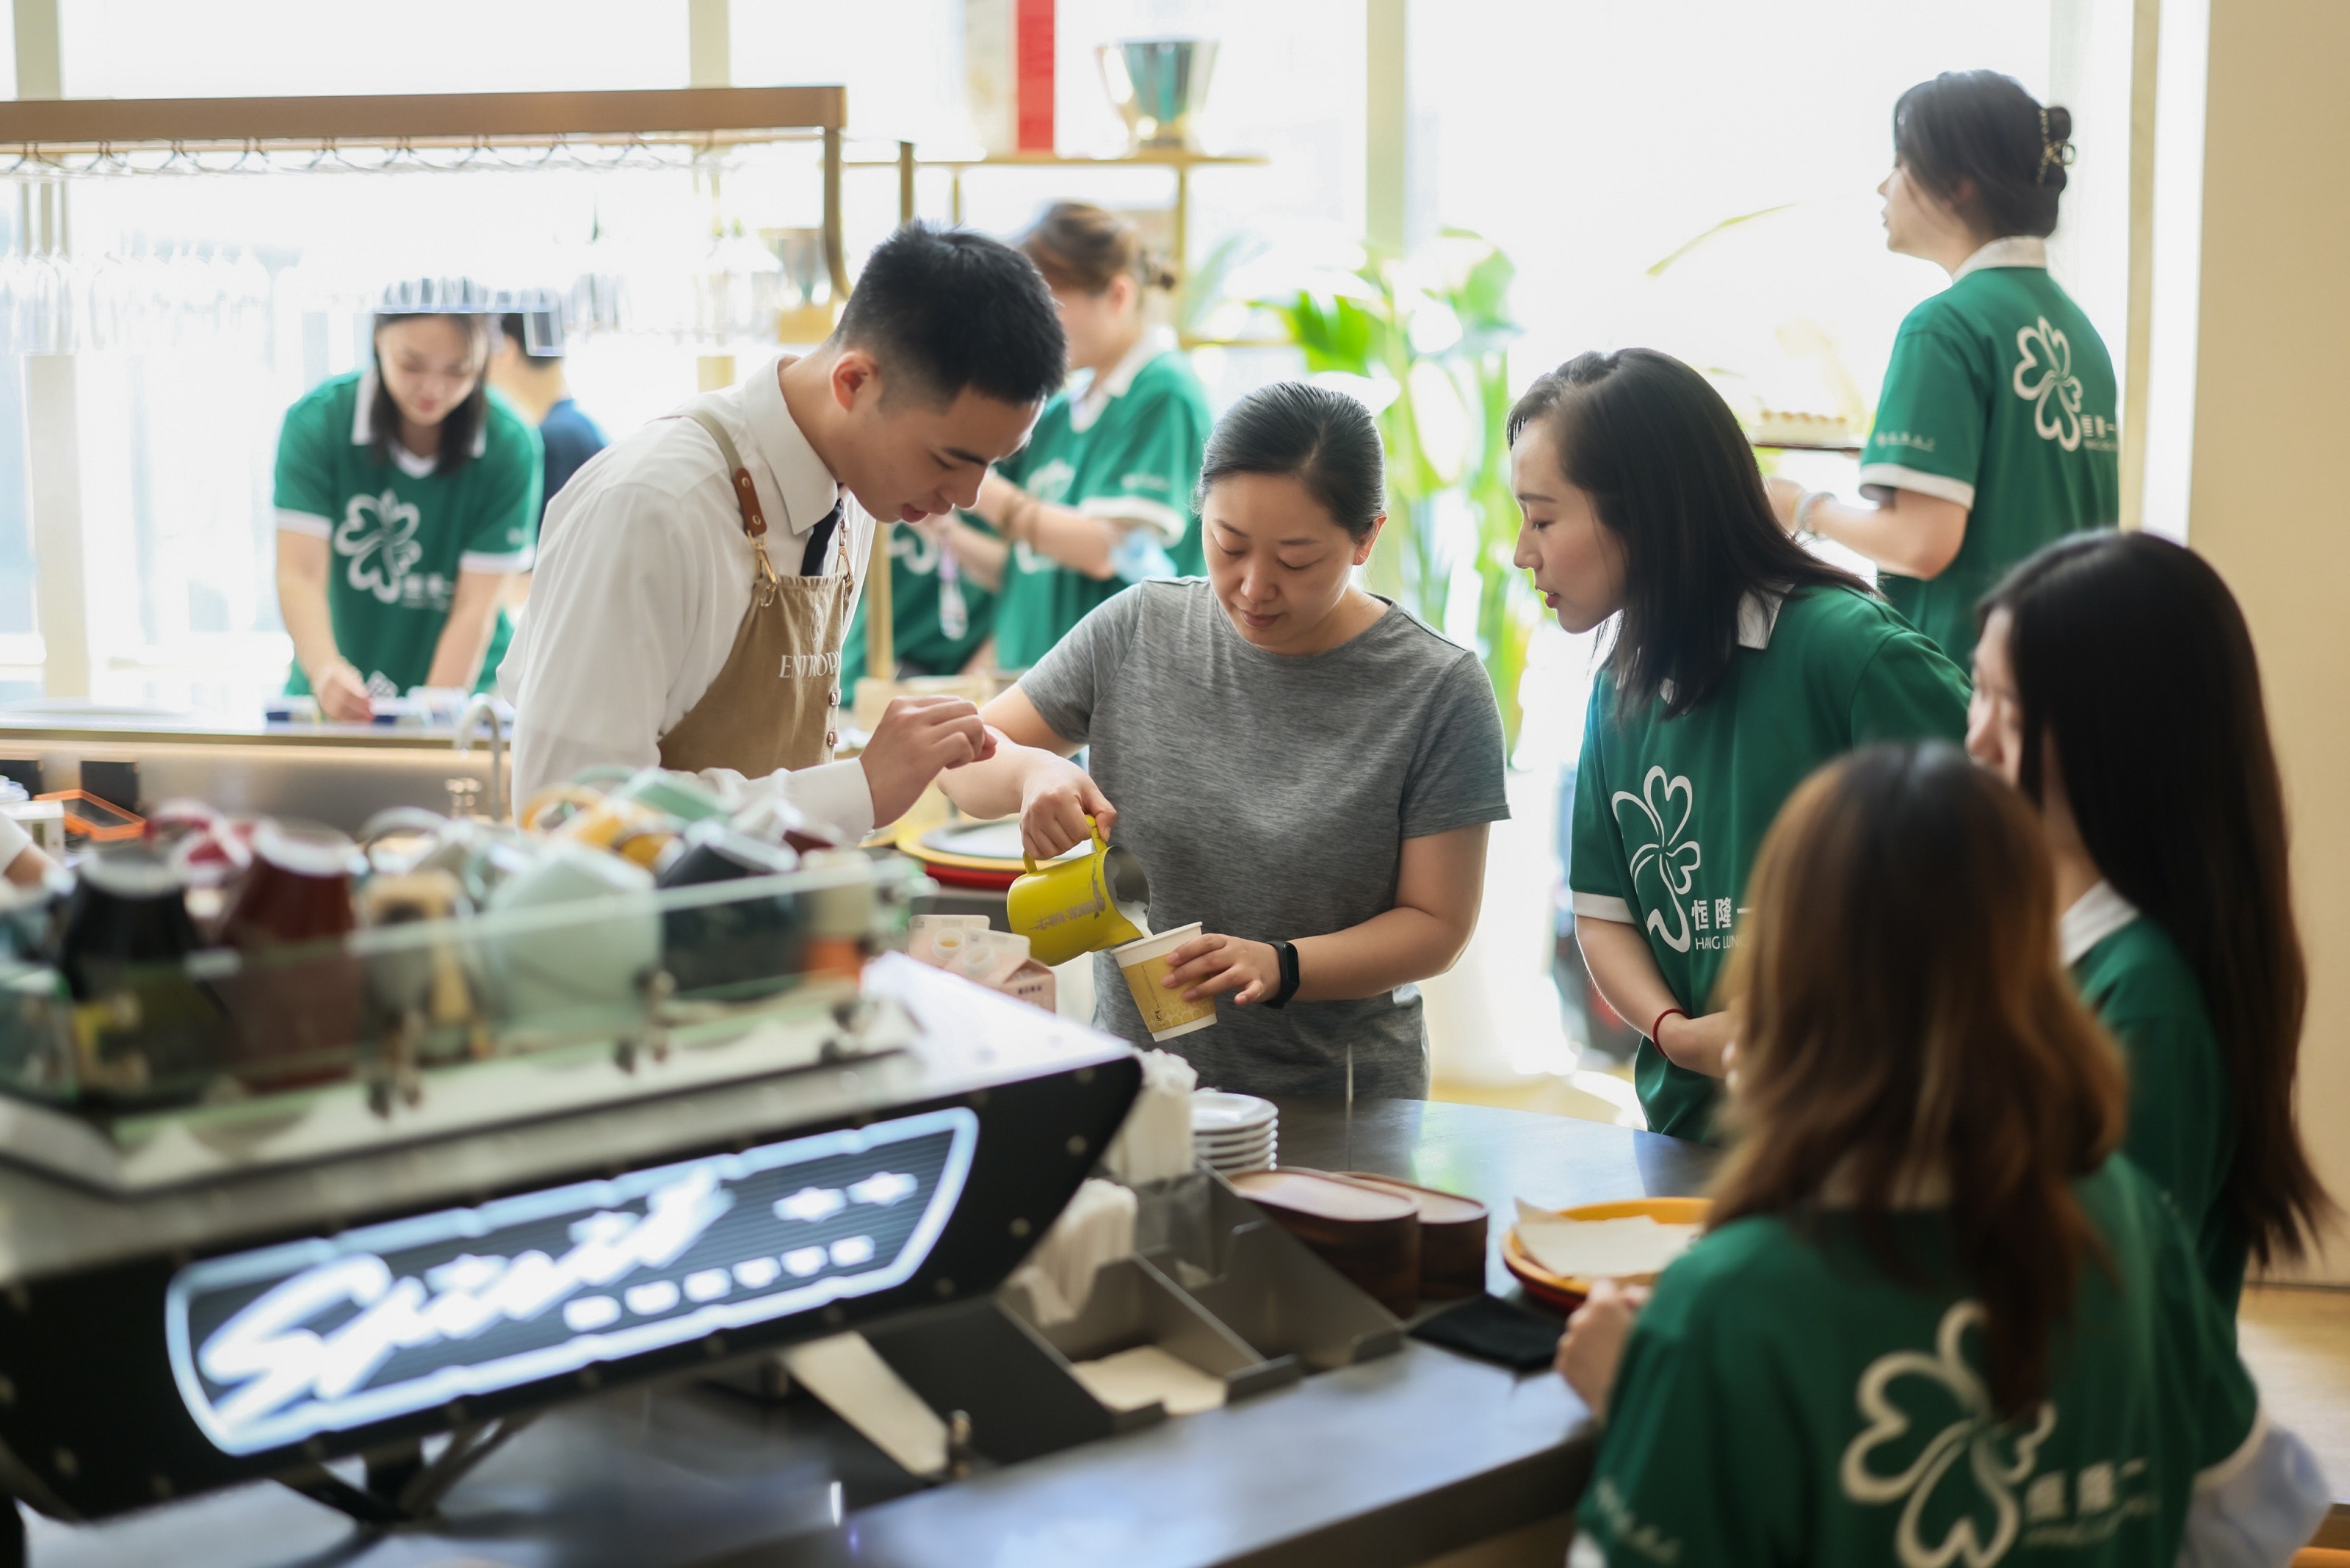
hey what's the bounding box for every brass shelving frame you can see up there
[0,86,857,297]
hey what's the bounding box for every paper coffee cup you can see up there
[1113,922,1218,1042]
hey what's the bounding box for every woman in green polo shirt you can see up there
[1970,532,2332,1317]
[275,301,542,720]
[1769,70,2119,670]
[1516,348,1969,1141]
[1555,743,2328,1568]
[840,518,997,684]
[922,202,1212,671]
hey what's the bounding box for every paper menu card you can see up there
[1512,1201,1701,1282]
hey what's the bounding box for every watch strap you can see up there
[1266,939,1301,1009]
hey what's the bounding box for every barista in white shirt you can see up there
[502,225,1069,837]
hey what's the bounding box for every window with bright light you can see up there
[0,0,2117,718]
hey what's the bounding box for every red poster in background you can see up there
[1016,0,1055,152]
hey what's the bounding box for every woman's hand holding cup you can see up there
[1017,763,1117,861]
[1160,932,1281,1005]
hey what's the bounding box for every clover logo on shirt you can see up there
[1611,766,1702,954]
[334,489,425,606]
[2011,318,2086,452]
[1839,1300,2058,1568]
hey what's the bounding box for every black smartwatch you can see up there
[1265,939,1302,1009]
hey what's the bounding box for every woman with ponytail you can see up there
[1556,743,2327,1567]
[1769,71,2119,670]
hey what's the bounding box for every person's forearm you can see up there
[1577,916,1684,1048]
[1577,916,1734,1074]
[275,554,347,684]
[1806,493,1967,579]
[983,484,1122,581]
[933,729,1081,820]
[424,575,508,690]
[941,518,1010,592]
[1292,904,1473,1004]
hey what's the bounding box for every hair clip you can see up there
[2036,107,2077,184]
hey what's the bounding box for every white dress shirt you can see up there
[499,358,877,836]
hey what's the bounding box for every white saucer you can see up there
[1191,1090,1277,1134]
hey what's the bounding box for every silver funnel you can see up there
[1096,38,1219,151]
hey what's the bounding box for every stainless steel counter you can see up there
[0,717,496,829]
[22,1100,1716,1568]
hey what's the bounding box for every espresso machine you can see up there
[0,855,1139,1563]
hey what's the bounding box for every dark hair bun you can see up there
[1022,201,1176,296]
[1893,71,2072,238]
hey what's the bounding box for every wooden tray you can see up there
[1502,1196,1712,1311]
[1229,1168,1420,1318]
[1331,1171,1489,1301]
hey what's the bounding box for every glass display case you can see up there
[0,851,931,1192]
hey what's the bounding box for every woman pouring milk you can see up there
[939,383,1510,1098]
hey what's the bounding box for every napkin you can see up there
[1070,1345,1228,1416]
[1512,1200,1699,1281]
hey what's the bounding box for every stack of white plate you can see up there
[1191,1090,1277,1175]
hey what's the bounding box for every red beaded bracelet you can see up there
[1647,1005,1690,1043]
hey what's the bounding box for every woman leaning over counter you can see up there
[1556,743,2329,1567]
[939,381,1508,1098]
[275,294,543,720]
[1768,69,2117,670]
[921,202,1213,671]
[1970,531,2334,1316]
[1519,349,1968,1141]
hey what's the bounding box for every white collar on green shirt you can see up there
[1069,324,1176,434]
[1659,590,1782,704]
[2060,878,2141,965]
[1951,234,2049,283]
[350,364,489,478]
[1736,589,1783,650]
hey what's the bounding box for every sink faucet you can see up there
[455,696,506,822]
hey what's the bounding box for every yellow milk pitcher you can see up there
[1006,820,1151,967]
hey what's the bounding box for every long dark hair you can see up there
[1895,71,2073,239]
[1718,743,2127,1418]
[1980,532,2332,1270]
[369,313,491,475]
[1196,381,1384,540]
[1507,349,1864,718]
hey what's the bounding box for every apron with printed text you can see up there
[655,408,853,777]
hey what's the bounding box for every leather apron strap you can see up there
[654,410,855,778]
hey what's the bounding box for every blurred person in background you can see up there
[840,494,999,688]
[918,201,1212,671]
[275,286,542,720]
[488,301,608,607]
[1770,69,2118,669]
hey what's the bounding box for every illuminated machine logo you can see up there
[164,1108,978,1456]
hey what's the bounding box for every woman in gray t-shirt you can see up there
[939,382,1509,1097]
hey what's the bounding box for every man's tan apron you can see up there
[655,408,853,777]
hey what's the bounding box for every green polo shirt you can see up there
[842,518,999,682]
[992,343,1212,671]
[2067,891,2244,1317]
[1862,239,2120,668]
[1569,585,1970,1141]
[274,371,541,698]
[1577,1157,2262,1567]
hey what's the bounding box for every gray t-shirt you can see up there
[1022,580,1509,1098]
